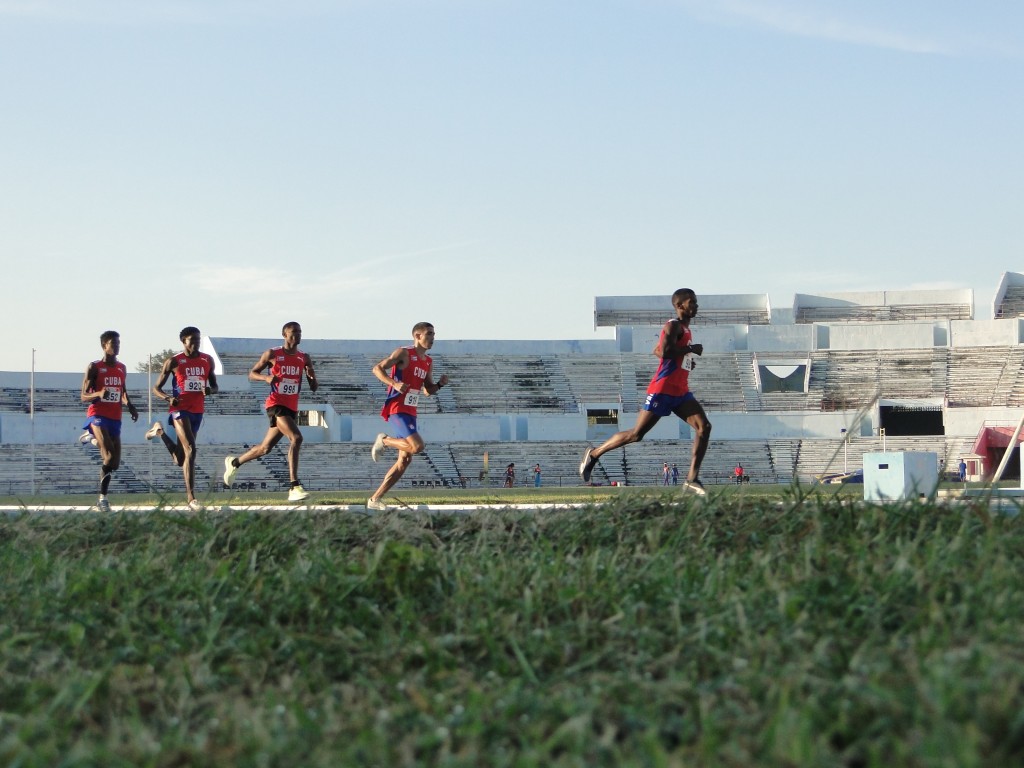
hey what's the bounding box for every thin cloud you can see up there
[192,242,475,297]
[0,0,345,25]
[193,266,297,295]
[684,0,948,55]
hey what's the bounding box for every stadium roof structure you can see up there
[594,293,771,328]
[594,286,985,330]
[995,271,1024,319]
[792,288,973,324]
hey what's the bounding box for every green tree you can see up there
[136,349,177,374]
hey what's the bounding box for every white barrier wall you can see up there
[950,319,1019,347]
[708,411,867,440]
[748,324,814,352]
[827,322,937,350]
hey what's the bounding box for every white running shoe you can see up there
[188,499,204,512]
[683,480,707,496]
[223,456,239,487]
[97,497,110,513]
[579,447,595,484]
[78,431,98,447]
[288,485,310,502]
[366,497,389,511]
[371,433,387,462]
[145,421,164,440]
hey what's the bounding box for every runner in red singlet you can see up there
[147,326,219,510]
[367,322,449,510]
[579,288,712,494]
[222,321,319,502]
[80,330,139,512]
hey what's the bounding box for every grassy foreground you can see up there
[2,488,1024,766]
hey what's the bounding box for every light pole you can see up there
[30,348,36,496]
[841,427,848,473]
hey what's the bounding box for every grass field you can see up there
[3,484,1024,766]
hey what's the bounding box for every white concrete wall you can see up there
[943,406,1021,437]
[950,319,1019,347]
[827,322,936,350]
[708,410,868,440]
[520,415,589,441]
[748,324,814,352]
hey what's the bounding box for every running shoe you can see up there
[579,447,595,484]
[223,456,238,487]
[188,499,204,512]
[288,485,310,502]
[683,480,707,496]
[97,497,110,513]
[366,497,389,511]
[371,433,387,462]
[78,430,98,447]
[145,421,164,440]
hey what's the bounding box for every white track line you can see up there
[0,503,591,514]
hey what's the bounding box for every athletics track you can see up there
[0,502,589,515]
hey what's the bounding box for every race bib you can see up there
[102,387,122,402]
[681,353,695,372]
[279,380,300,396]
[403,390,421,408]
[183,377,205,392]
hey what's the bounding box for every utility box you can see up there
[863,452,939,502]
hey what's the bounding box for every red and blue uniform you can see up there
[265,347,308,412]
[170,352,214,414]
[381,347,431,420]
[86,360,128,421]
[647,323,693,397]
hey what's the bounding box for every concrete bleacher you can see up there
[797,303,972,324]
[946,346,1019,407]
[439,355,570,413]
[996,284,1024,318]
[577,438,782,487]
[8,279,1024,496]
[813,349,948,411]
[793,435,951,482]
[449,441,585,488]
[559,355,622,406]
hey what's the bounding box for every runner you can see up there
[146,326,219,510]
[80,330,139,511]
[222,321,318,502]
[579,288,712,495]
[367,322,449,510]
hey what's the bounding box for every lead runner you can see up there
[579,288,712,494]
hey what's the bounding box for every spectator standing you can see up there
[533,463,542,487]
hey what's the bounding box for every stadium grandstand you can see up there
[5,272,1024,496]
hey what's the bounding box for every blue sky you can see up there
[2,0,1021,372]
